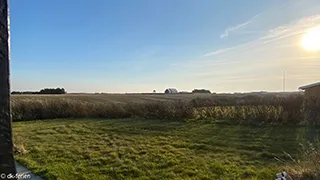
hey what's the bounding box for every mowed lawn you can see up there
[13,119,319,180]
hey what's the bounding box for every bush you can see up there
[192,89,211,94]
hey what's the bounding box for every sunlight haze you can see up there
[301,25,320,51]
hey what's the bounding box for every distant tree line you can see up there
[11,91,37,95]
[192,89,211,93]
[12,88,66,95]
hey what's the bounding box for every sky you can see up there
[9,0,320,93]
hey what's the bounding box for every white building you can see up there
[164,88,178,94]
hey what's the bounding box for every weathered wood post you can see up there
[0,0,17,178]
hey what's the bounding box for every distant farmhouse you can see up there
[164,88,178,94]
[299,81,320,97]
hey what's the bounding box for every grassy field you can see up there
[13,118,320,180]
[11,94,214,104]
[10,93,320,125]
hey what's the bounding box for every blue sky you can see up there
[10,0,320,93]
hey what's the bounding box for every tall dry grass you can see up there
[10,94,320,124]
[275,141,320,180]
[194,95,320,125]
[11,99,194,121]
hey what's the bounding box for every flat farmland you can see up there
[11,93,215,104]
[11,93,320,179]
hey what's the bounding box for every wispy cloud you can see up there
[220,14,260,39]
[218,0,299,40]
[203,14,320,58]
[260,15,320,44]
[203,42,254,57]
[203,47,234,57]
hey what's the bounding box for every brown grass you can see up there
[10,94,320,125]
[278,141,320,180]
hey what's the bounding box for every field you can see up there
[13,118,319,180]
[11,93,320,179]
[10,93,320,125]
[11,94,214,104]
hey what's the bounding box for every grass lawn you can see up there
[13,118,319,180]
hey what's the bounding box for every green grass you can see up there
[13,118,320,180]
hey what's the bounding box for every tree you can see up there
[192,89,211,94]
[0,0,17,177]
[11,88,66,95]
[39,87,66,94]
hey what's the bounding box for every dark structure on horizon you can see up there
[299,81,320,98]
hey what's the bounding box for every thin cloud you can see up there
[203,48,231,57]
[261,14,320,44]
[220,14,260,39]
[218,0,297,40]
[203,42,253,57]
[203,14,320,57]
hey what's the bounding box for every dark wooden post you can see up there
[0,0,17,178]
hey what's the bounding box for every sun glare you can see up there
[301,26,320,51]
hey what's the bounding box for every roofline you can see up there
[299,81,320,90]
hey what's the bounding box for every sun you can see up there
[301,26,320,51]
